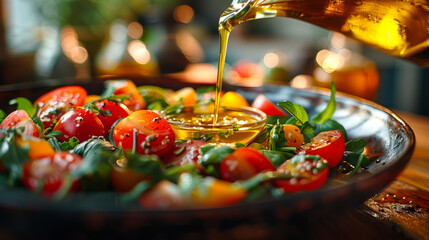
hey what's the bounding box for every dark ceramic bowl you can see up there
[0,82,415,238]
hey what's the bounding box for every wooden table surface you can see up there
[367,111,429,239]
[310,111,429,240]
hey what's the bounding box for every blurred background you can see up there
[0,0,428,116]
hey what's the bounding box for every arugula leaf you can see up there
[0,129,29,186]
[120,181,153,203]
[0,109,6,124]
[199,145,235,167]
[301,121,317,135]
[126,152,165,182]
[345,139,366,154]
[311,81,336,124]
[277,101,309,125]
[260,150,293,168]
[266,116,290,125]
[72,138,114,157]
[343,151,369,168]
[48,137,80,151]
[268,123,286,151]
[9,97,37,118]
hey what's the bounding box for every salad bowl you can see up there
[0,79,415,238]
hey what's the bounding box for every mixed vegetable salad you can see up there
[0,80,369,208]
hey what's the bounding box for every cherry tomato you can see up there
[35,86,87,109]
[172,87,197,106]
[220,147,275,182]
[93,99,131,133]
[190,177,247,207]
[283,124,304,147]
[22,151,83,194]
[108,80,146,111]
[84,95,100,104]
[139,180,185,208]
[251,94,286,116]
[16,137,56,160]
[275,155,329,193]
[111,166,151,193]
[297,130,345,167]
[53,107,105,142]
[0,110,39,137]
[162,140,208,167]
[37,102,72,130]
[220,91,249,107]
[113,110,175,157]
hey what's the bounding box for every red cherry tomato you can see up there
[139,180,185,209]
[275,155,329,193]
[37,102,71,130]
[53,107,105,142]
[22,151,83,195]
[108,80,146,111]
[93,99,131,133]
[297,130,345,167]
[251,94,286,116]
[162,140,208,167]
[220,147,274,182]
[35,86,87,109]
[113,110,175,157]
[0,110,39,137]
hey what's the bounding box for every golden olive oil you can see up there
[167,107,266,145]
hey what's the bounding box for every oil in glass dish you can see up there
[165,106,267,145]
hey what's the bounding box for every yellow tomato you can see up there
[16,137,56,160]
[220,91,248,107]
[190,177,247,207]
[84,95,100,104]
[111,165,152,193]
[172,87,197,106]
[283,124,304,147]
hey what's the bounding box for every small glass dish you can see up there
[163,105,267,145]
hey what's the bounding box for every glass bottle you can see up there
[220,0,429,66]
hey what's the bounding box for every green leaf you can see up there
[266,116,290,125]
[60,137,80,151]
[199,145,235,167]
[268,123,286,151]
[0,130,29,186]
[319,119,348,142]
[0,109,7,124]
[301,121,316,135]
[72,138,114,157]
[44,131,63,138]
[260,150,293,168]
[126,152,165,182]
[277,101,308,125]
[311,82,336,124]
[9,97,37,118]
[343,151,369,168]
[345,139,367,154]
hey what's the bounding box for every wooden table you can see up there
[306,111,429,240]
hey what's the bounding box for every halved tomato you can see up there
[220,147,275,182]
[35,86,87,109]
[113,110,175,157]
[0,110,39,137]
[107,80,146,111]
[297,130,345,167]
[283,124,304,147]
[22,151,83,195]
[275,154,329,193]
[251,94,286,116]
[162,140,208,167]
